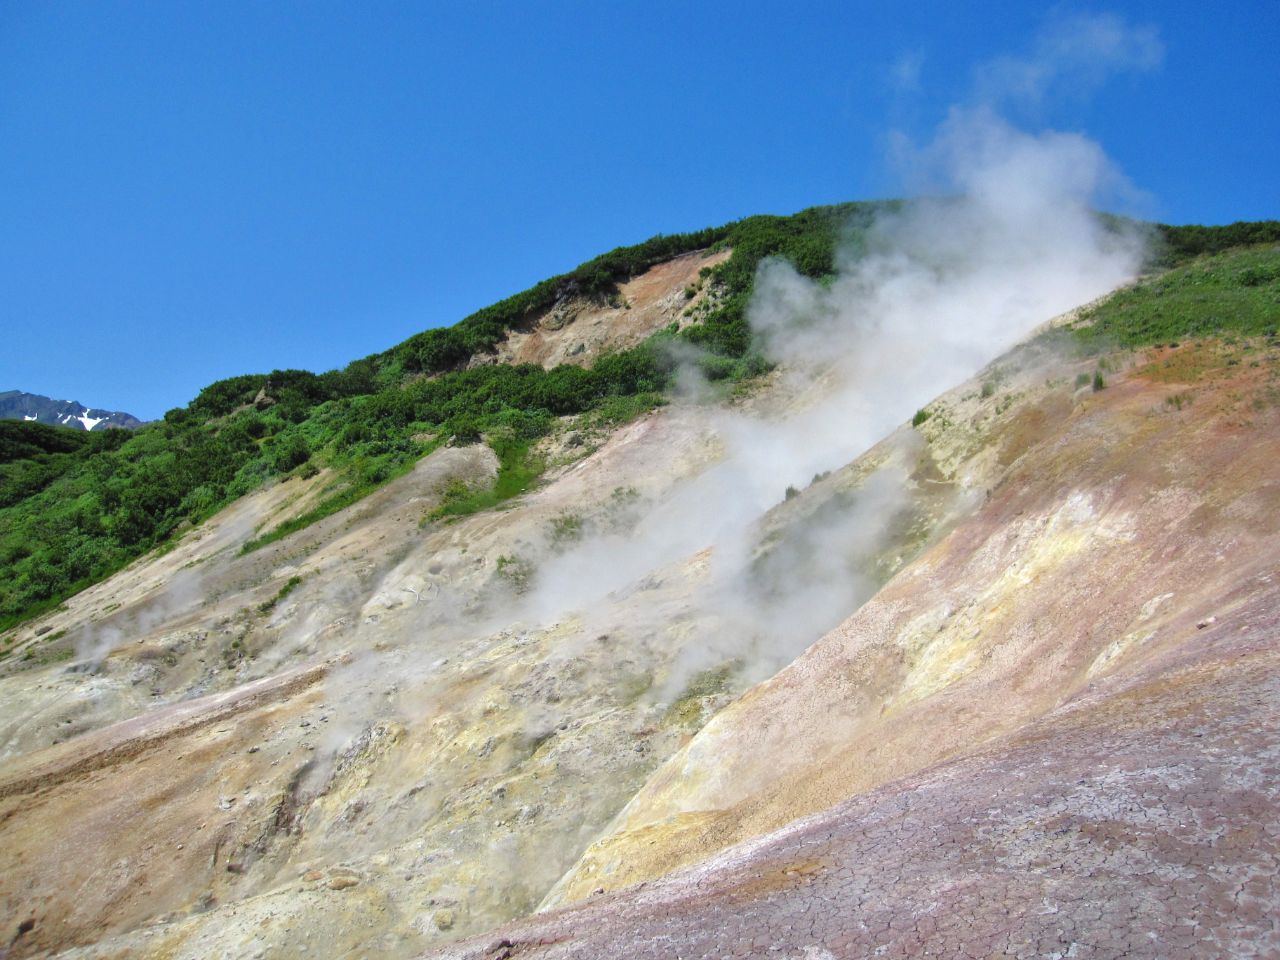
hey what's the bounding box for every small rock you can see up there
[1197,616,1217,629]
[303,869,324,882]
[433,908,454,931]
[327,876,359,891]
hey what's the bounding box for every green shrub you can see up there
[1074,244,1280,350]
[1153,220,1280,267]
[494,554,534,594]
[258,575,304,614]
[549,513,584,547]
[269,434,310,472]
[4,211,1275,633]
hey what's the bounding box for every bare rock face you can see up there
[493,249,732,369]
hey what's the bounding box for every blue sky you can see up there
[2,2,1276,420]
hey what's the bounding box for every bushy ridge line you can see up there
[0,210,1274,636]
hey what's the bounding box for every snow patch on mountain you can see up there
[0,390,146,431]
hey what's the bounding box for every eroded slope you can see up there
[546,338,1280,904]
[426,585,1280,959]
[491,248,731,368]
[0,323,1018,958]
[5,308,1276,960]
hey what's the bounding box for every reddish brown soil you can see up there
[423,577,1280,960]
[424,342,1280,957]
[494,249,731,368]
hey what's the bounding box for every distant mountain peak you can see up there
[0,390,146,431]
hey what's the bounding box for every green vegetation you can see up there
[428,433,544,521]
[548,512,585,547]
[1073,243,1280,350]
[494,554,534,594]
[1,210,1273,635]
[0,202,868,632]
[370,201,876,380]
[683,203,877,358]
[978,364,1008,400]
[0,419,91,464]
[258,575,304,614]
[664,661,738,729]
[243,477,393,554]
[912,408,931,427]
[995,393,1019,416]
[1,420,97,508]
[1154,221,1280,268]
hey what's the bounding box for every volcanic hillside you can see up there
[0,205,1277,960]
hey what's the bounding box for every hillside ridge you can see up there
[0,208,1276,958]
[0,390,145,431]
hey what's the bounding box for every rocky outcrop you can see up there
[490,249,731,369]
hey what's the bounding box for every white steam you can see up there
[322,43,1153,733]
[973,10,1164,111]
[19,17,1168,952]
[74,566,206,666]
[310,10,1157,912]
[490,107,1147,691]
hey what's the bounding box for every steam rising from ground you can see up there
[494,107,1147,692]
[70,500,268,667]
[316,29,1156,749]
[316,8,1156,870]
[74,567,205,667]
[13,17,1166,950]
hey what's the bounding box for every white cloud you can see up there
[889,50,925,95]
[973,11,1164,110]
